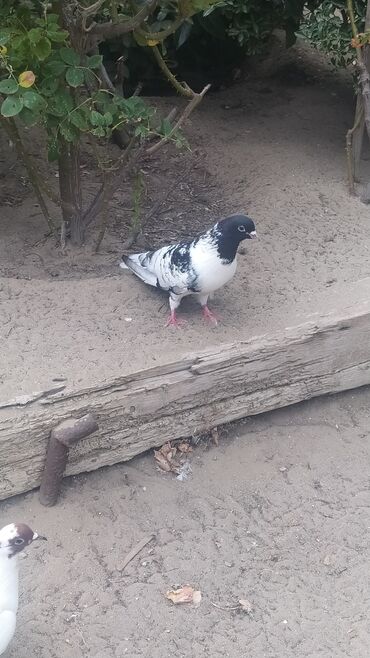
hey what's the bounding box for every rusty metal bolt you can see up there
[39,413,98,507]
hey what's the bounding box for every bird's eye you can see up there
[14,538,24,545]
[238,225,246,233]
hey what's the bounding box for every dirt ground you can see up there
[2,35,370,657]
[2,388,370,658]
[2,37,370,400]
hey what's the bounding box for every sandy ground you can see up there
[1,38,370,400]
[2,36,370,657]
[2,388,370,658]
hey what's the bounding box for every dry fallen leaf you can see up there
[166,585,202,606]
[154,450,172,472]
[154,443,180,474]
[177,441,193,454]
[238,599,253,614]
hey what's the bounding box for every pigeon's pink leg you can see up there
[165,311,186,328]
[166,295,186,328]
[202,305,218,326]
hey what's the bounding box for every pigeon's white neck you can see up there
[0,551,19,614]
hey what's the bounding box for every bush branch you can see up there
[0,116,58,238]
[146,83,211,155]
[86,0,157,40]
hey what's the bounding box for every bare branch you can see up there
[146,84,211,155]
[83,135,138,228]
[152,45,193,98]
[86,0,157,40]
[0,116,58,238]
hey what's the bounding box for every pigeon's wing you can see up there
[0,610,17,654]
[121,242,198,296]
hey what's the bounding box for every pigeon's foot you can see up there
[165,311,186,328]
[202,305,218,326]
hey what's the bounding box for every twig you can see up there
[210,602,240,611]
[122,163,191,250]
[146,84,211,155]
[83,134,138,228]
[86,0,157,41]
[346,96,364,194]
[117,534,155,572]
[94,175,110,252]
[0,117,58,238]
[136,16,184,43]
[152,45,193,98]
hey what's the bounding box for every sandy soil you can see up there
[2,388,370,658]
[1,38,370,400]
[2,36,370,658]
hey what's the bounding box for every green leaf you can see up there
[134,124,149,137]
[65,67,84,87]
[22,90,46,112]
[103,112,113,125]
[46,14,60,25]
[0,33,10,47]
[45,59,66,76]
[19,106,39,126]
[90,110,105,127]
[0,78,19,94]
[11,34,26,49]
[59,121,78,142]
[33,36,51,61]
[39,76,59,97]
[60,47,80,66]
[84,69,96,87]
[1,95,23,117]
[87,54,103,69]
[160,117,172,136]
[47,29,68,43]
[28,27,43,45]
[176,21,192,48]
[47,89,73,117]
[69,109,89,131]
[91,126,106,137]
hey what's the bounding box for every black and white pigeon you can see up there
[0,523,47,656]
[119,214,256,327]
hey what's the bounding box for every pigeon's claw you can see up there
[202,305,218,326]
[165,311,187,328]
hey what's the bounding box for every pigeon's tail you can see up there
[120,254,158,288]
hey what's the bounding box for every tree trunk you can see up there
[58,139,84,245]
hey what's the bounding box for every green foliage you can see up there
[187,0,321,54]
[0,3,175,161]
[299,1,366,68]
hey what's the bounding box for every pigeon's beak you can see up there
[33,532,47,541]
[249,231,257,239]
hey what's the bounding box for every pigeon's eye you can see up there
[14,538,24,545]
[238,225,246,233]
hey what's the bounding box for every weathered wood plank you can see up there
[1,282,370,501]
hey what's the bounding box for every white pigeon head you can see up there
[0,523,46,559]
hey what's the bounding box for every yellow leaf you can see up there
[147,39,159,46]
[18,70,36,88]
[0,46,8,56]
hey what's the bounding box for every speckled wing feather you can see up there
[121,240,200,295]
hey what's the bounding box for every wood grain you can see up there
[1,283,370,501]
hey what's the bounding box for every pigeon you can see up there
[0,523,46,656]
[120,214,256,327]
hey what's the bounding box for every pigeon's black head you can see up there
[215,214,256,262]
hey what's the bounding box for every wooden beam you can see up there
[1,280,370,501]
